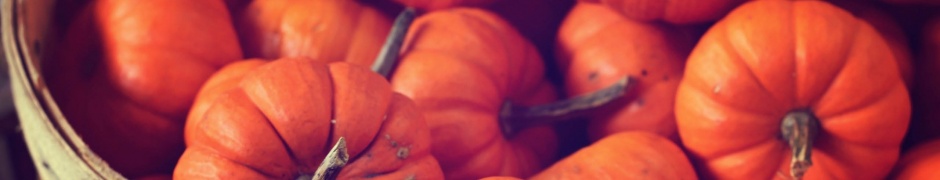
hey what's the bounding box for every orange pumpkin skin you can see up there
[394,0,496,10]
[580,0,746,24]
[233,0,392,66]
[556,2,692,141]
[530,132,696,180]
[175,59,444,179]
[390,8,559,179]
[890,139,940,179]
[676,1,909,179]
[45,0,241,177]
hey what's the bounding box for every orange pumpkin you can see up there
[890,139,940,179]
[44,0,241,177]
[390,8,559,179]
[174,58,443,179]
[580,0,746,24]
[556,2,693,141]
[232,0,393,66]
[530,132,696,179]
[676,0,909,179]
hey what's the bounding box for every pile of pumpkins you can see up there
[38,0,940,179]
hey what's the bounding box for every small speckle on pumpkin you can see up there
[588,72,599,82]
[404,174,416,180]
[397,147,410,160]
[330,119,337,124]
[713,85,721,94]
[641,69,648,77]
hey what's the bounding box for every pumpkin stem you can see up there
[499,76,632,137]
[312,137,349,180]
[780,110,819,180]
[371,7,416,78]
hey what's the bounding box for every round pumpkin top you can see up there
[556,2,692,141]
[530,132,696,180]
[44,0,241,177]
[676,0,909,179]
[233,0,392,67]
[389,8,558,179]
[175,58,443,179]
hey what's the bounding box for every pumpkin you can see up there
[232,0,393,66]
[676,0,910,179]
[393,0,496,10]
[890,139,940,179]
[174,58,444,179]
[529,132,696,179]
[556,2,693,141]
[44,0,241,177]
[579,0,746,24]
[907,15,940,148]
[389,8,559,179]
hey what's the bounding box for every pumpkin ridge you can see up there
[793,9,860,109]
[716,26,786,114]
[185,145,276,178]
[682,90,781,157]
[199,89,296,178]
[342,4,366,64]
[457,10,513,96]
[808,24,889,118]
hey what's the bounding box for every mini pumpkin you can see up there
[676,0,910,179]
[556,2,693,141]
[390,8,559,179]
[45,0,242,177]
[175,58,444,179]
[529,132,696,179]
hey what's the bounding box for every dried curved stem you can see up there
[781,110,819,180]
[311,137,349,180]
[371,7,416,78]
[499,76,632,137]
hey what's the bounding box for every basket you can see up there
[2,0,125,179]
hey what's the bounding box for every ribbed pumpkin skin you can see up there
[891,140,940,179]
[390,8,559,179]
[233,0,392,67]
[45,0,241,177]
[676,1,909,179]
[530,132,697,180]
[175,59,444,179]
[556,2,692,141]
[580,0,746,24]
